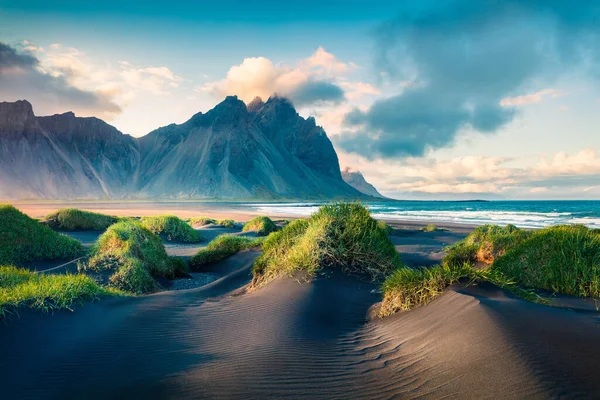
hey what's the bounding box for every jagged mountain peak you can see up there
[342,167,386,198]
[0,99,37,136]
[247,96,265,113]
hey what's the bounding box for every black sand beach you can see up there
[2,222,600,399]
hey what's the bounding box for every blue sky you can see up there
[1,0,600,199]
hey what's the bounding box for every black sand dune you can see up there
[3,229,600,399]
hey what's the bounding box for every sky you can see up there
[1,0,600,200]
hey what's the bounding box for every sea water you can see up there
[248,200,600,229]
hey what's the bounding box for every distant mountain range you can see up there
[341,168,386,199]
[0,96,384,200]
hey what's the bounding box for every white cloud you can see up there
[119,62,183,95]
[22,40,43,53]
[304,46,356,75]
[338,148,600,198]
[200,47,357,104]
[500,88,562,106]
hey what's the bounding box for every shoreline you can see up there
[10,201,510,231]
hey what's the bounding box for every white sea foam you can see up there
[250,203,600,229]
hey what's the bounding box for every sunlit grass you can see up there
[217,219,237,228]
[42,208,119,231]
[140,215,203,243]
[190,234,264,268]
[0,204,84,265]
[251,202,404,288]
[242,216,278,236]
[0,265,122,319]
[81,220,187,294]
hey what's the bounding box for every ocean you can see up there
[248,200,600,229]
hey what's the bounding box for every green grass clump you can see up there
[379,263,473,316]
[0,205,84,265]
[492,225,600,298]
[380,223,600,317]
[377,220,394,235]
[42,208,119,231]
[251,203,404,288]
[445,224,531,266]
[217,219,236,228]
[140,215,203,243]
[242,216,278,236]
[82,220,187,294]
[190,235,264,268]
[0,265,120,319]
[378,262,545,317]
[189,216,217,226]
[422,224,448,232]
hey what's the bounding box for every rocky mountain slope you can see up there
[341,167,386,198]
[0,100,138,200]
[0,97,364,200]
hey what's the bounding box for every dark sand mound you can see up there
[2,226,600,399]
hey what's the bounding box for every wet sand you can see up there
[2,208,600,398]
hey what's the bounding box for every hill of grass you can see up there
[0,265,119,319]
[82,220,187,294]
[492,225,600,298]
[251,203,403,288]
[140,215,203,243]
[0,205,84,265]
[444,224,531,267]
[242,216,278,236]
[188,216,217,226]
[190,235,264,268]
[217,219,236,228]
[42,208,119,231]
[379,223,600,316]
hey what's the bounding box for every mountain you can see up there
[0,100,138,200]
[0,97,364,200]
[341,167,386,198]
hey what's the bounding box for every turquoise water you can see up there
[248,200,600,229]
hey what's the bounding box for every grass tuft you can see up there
[492,225,600,298]
[422,224,447,232]
[377,220,394,235]
[42,208,119,231]
[140,215,203,243]
[188,216,217,226]
[190,235,264,268]
[379,263,472,316]
[81,220,187,294]
[0,265,120,319]
[242,216,278,236]
[445,224,531,266]
[0,204,84,265]
[251,203,404,288]
[217,219,236,228]
[378,261,546,317]
[380,223,600,317]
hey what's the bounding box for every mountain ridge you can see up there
[0,97,369,200]
[341,167,386,198]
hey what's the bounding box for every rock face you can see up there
[0,100,138,200]
[0,97,364,200]
[341,167,386,198]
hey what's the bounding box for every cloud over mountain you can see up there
[0,42,122,119]
[336,0,600,158]
[200,48,350,107]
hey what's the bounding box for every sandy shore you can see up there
[11,200,482,231]
[2,221,600,398]
[11,200,275,221]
